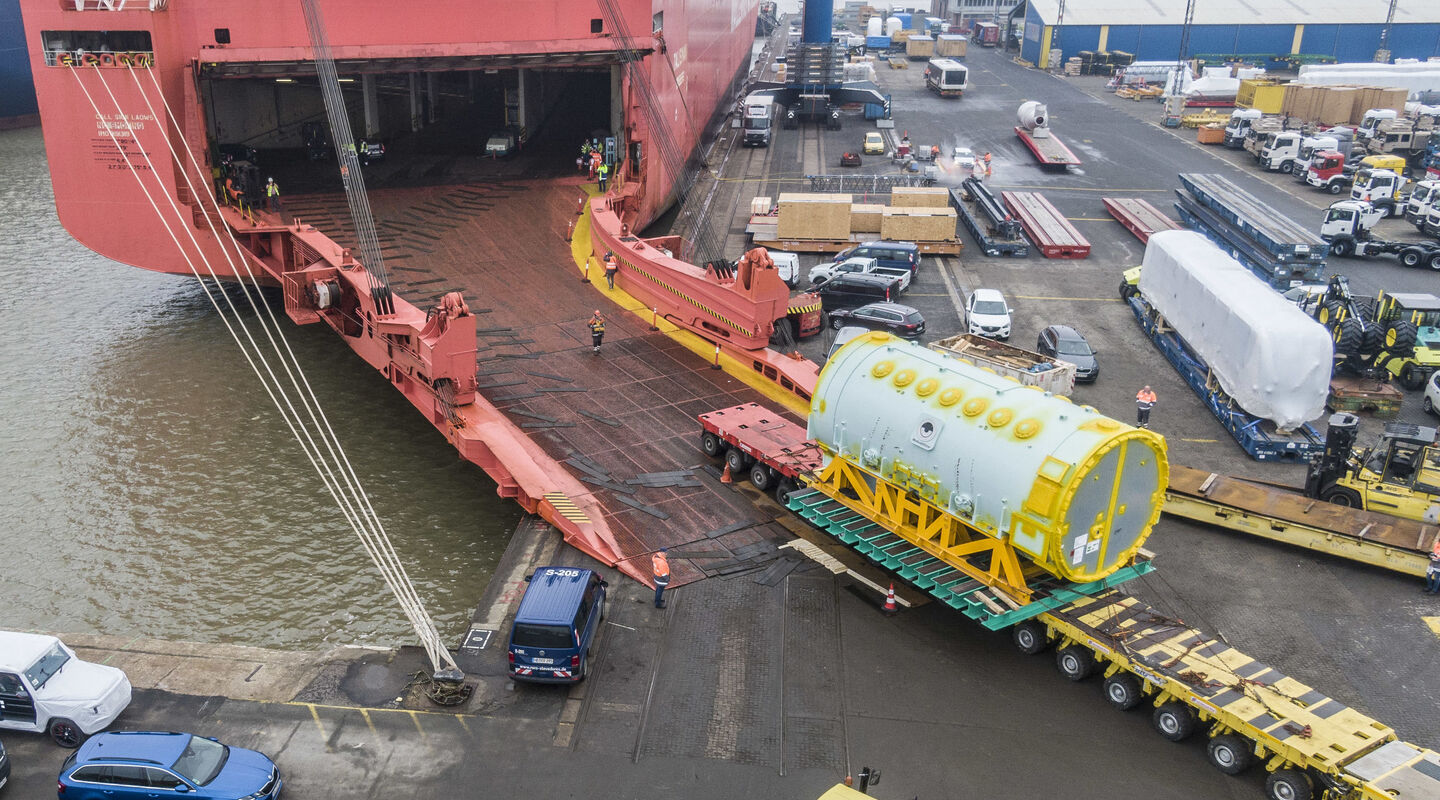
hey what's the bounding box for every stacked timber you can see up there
[850,203,884,233]
[890,186,950,208]
[777,193,852,240]
[881,207,957,241]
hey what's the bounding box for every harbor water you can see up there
[0,126,519,650]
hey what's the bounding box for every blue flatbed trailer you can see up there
[948,180,1029,257]
[1175,173,1327,289]
[1125,290,1325,462]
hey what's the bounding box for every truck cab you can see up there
[1367,120,1430,156]
[1290,134,1340,181]
[742,94,777,147]
[1306,150,1350,194]
[1357,108,1399,141]
[1222,108,1263,148]
[1320,200,1386,247]
[1260,130,1303,173]
[1404,180,1440,226]
[1351,168,1408,216]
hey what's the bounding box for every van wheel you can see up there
[49,717,85,748]
[1152,702,1197,742]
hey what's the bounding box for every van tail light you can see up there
[570,655,580,668]
[507,651,515,664]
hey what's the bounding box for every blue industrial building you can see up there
[1020,0,1440,70]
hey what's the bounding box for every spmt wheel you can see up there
[1011,620,1049,655]
[1206,734,1254,775]
[724,447,751,474]
[49,717,85,748]
[1152,702,1196,741]
[1055,645,1097,681]
[700,431,723,458]
[749,463,774,491]
[1265,768,1314,800]
[1102,673,1144,711]
[774,478,799,507]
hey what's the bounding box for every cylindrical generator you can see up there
[810,332,1167,583]
[1017,100,1047,130]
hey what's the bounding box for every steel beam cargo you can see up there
[1174,173,1328,288]
[1102,197,1182,244]
[948,179,1028,257]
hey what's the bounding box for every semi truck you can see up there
[1320,200,1440,269]
[928,333,1077,395]
[1351,167,1410,217]
[1404,179,1440,225]
[742,94,777,147]
[1222,108,1263,148]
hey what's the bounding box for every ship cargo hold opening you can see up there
[198,55,622,196]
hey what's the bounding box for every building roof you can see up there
[1026,0,1440,27]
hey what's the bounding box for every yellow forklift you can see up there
[1306,413,1440,523]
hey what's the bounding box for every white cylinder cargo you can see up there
[885,17,902,36]
[867,17,882,37]
[810,332,1167,583]
[1138,231,1333,430]
[1017,101,1047,130]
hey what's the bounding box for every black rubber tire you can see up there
[830,313,844,330]
[1055,645,1098,681]
[1152,702,1197,742]
[1401,364,1426,391]
[1385,320,1418,356]
[1011,620,1050,655]
[1429,252,1440,271]
[701,431,723,458]
[774,478,799,507]
[1360,325,1384,357]
[770,316,796,347]
[818,310,831,332]
[1280,161,1294,174]
[1327,181,1343,195]
[1377,203,1392,219]
[1207,734,1255,775]
[749,463,774,491]
[1332,319,1364,356]
[49,717,84,748]
[1328,237,1354,257]
[1265,768,1314,800]
[1400,248,1425,268]
[1316,300,1343,325]
[1424,394,1435,415]
[724,447,751,474]
[1103,673,1144,711]
[1321,485,1362,508]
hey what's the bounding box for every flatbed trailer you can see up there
[745,220,962,255]
[1013,126,1082,166]
[1326,376,1403,419]
[1001,191,1091,258]
[697,405,1440,800]
[1103,197,1182,244]
[1165,464,1437,577]
[1175,173,1328,289]
[698,403,821,503]
[948,179,1029,257]
[1126,291,1324,462]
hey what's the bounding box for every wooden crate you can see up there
[936,34,968,58]
[751,196,772,216]
[1196,124,1225,144]
[850,203,884,233]
[890,186,950,208]
[777,193,852,240]
[881,207,957,242]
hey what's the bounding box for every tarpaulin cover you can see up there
[1139,230,1333,429]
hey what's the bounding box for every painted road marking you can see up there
[408,710,429,741]
[1014,295,1120,302]
[1180,438,1220,444]
[1423,617,1440,640]
[305,703,328,743]
[359,709,380,743]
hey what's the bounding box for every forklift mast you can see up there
[1306,412,1361,497]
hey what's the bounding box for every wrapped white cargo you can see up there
[1138,231,1332,430]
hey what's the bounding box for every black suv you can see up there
[829,302,925,338]
[814,273,904,311]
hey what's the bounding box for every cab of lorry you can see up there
[508,567,607,683]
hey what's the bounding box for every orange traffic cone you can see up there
[720,463,734,484]
[882,583,898,616]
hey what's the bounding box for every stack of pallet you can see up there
[1063,57,1083,76]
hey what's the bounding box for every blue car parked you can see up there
[508,566,607,683]
[58,731,280,799]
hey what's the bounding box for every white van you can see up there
[0,631,132,747]
[770,251,801,287]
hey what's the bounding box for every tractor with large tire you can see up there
[1304,277,1439,390]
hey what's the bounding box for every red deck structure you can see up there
[1102,197,1183,244]
[1000,191,1091,259]
[1013,127,1082,166]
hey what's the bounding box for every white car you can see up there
[1425,371,1440,417]
[952,146,976,170]
[485,130,517,157]
[966,288,1012,339]
[0,631,132,747]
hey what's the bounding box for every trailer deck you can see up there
[1013,126,1082,166]
[1175,173,1329,288]
[1102,197,1183,244]
[1001,191,1091,258]
[949,180,1029,257]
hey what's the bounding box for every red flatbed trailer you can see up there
[1013,126,1082,166]
[698,403,822,503]
[1101,197,1183,244]
[1001,191,1091,259]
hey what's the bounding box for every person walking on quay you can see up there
[1425,550,1440,594]
[265,177,281,213]
[983,151,993,176]
[587,310,606,353]
[1135,385,1157,428]
[652,548,671,608]
[604,251,619,290]
[597,160,609,192]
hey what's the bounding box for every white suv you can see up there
[0,632,132,747]
[966,288,1012,339]
[1424,371,1440,417]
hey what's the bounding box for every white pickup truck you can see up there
[929,333,1077,395]
[808,256,912,292]
[0,631,133,747]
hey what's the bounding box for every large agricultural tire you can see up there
[1360,324,1384,357]
[1265,768,1314,800]
[1332,319,1364,356]
[1055,645,1098,681]
[1401,364,1426,391]
[1011,621,1050,655]
[1385,320,1417,356]
[1206,734,1255,775]
[1320,485,1363,508]
[1316,300,1343,325]
[1103,674,1144,711]
[701,431,724,458]
[1152,702,1197,742]
[1119,281,1138,302]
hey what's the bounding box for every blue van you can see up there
[508,566,607,683]
[832,241,921,275]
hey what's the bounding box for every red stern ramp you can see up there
[1000,191,1091,259]
[1102,197,1182,244]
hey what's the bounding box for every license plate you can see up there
[531,657,553,665]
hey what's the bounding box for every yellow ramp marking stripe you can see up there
[1179,438,1220,443]
[544,492,591,525]
[305,703,328,743]
[408,710,428,741]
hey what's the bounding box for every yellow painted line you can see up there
[305,703,327,741]
[570,191,810,418]
[407,710,428,741]
[1013,295,1121,302]
[1424,617,1440,639]
[1180,438,1220,443]
[456,715,474,737]
[359,708,379,741]
[278,700,470,718]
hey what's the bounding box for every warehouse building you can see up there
[1020,0,1440,71]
